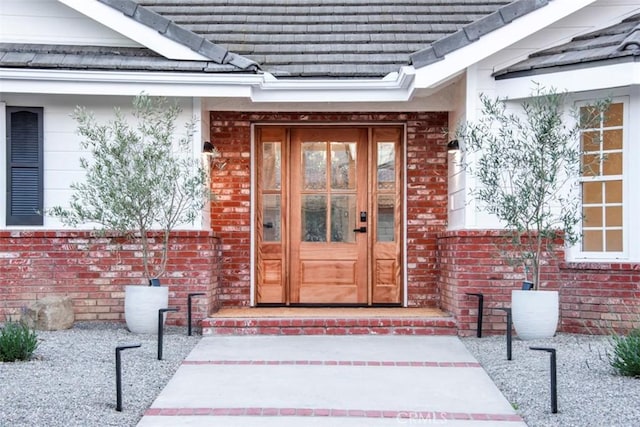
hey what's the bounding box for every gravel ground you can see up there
[2,323,638,427]
[463,334,640,427]
[0,322,199,427]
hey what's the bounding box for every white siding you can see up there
[0,0,137,47]
[0,93,202,229]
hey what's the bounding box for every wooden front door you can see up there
[255,126,402,305]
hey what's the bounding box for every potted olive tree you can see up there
[460,85,607,339]
[50,94,209,334]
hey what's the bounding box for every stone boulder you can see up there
[24,296,75,331]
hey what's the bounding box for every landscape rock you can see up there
[24,296,74,331]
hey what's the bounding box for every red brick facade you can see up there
[0,231,220,325]
[2,110,638,336]
[209,112,449,308]
[438,230,640,336]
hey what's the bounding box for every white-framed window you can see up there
[577,99,626,258]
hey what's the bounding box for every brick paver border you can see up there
[144,407,523,422]
[183,360,482,367]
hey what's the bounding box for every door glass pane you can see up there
[302,195,327,242]
[262,195,281,242]
[302,142,327,190]
[331,195,356,243]
[377,194,395,242]
[331,142,356,189]
[378,142,395,190]
[262,142,281,190]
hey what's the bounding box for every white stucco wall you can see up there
[0,93,204,230]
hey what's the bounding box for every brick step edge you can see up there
[201,317,458,336]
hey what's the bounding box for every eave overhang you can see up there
[494,61,640,99]
[0,67,418,103]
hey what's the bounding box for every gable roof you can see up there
[495,13,640,79]
[126,0,517,78]
[0,0,552,80]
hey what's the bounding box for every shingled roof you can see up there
[1,0,552,79]
[0,43,252,73]
[495,13,640,79]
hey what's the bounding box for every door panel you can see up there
[255,127,287,303]
[371,128,403,304]
[290,128,368,304]
[255,126,402,305]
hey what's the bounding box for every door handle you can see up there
[353,226,367,233]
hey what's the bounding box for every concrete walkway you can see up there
[137,336,526,426]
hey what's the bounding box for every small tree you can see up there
[50,94,209,283]
[460,85,607,289]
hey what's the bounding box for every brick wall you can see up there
[209,112,449,307]
[0,230,220,326]
[437,230,640,336]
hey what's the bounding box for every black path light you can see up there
[465,293,484,338]
[115,343,141,412]
[158,307,179,360]
[187,293,206,336]
[530,347,558,414]
[496,307,513,360]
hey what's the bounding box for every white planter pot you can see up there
[511,289,559,340]
[124,285,169,334]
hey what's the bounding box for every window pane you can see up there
[603,129,623,150]
[377,143,395,191]
[603,103,624,127]
[302,142,327,190]
[377,194,395,242]
[302,195,326,242]
[262,142,281,190]
[582,182,602,204]
[606,230,623,251]
[582,230,603,252]
[262,195,281,242]
[603,152,623,175]
[581,131,600,152]
[330,142,356,190]
[605,180,622,203]
[605,206,623,227]
[580,106,601,128]
[582,154,600,176]
[331,195,355,243]
[583,207,602,227]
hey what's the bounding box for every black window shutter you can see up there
[6,107,43,226]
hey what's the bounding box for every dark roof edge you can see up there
[409,0,550,69]
[494,55,640,80]
[97,0,260,71]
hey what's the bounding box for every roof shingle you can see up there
[495,13,640,79]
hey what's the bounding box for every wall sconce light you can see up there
[203,141,215,153]
[447,139,460,152]
[202,141,227,170]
